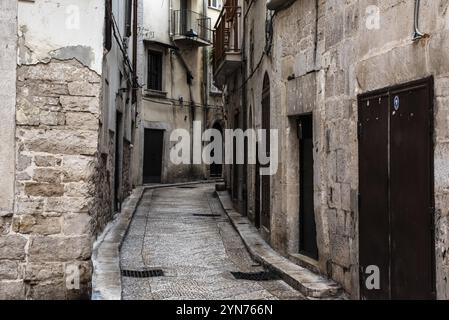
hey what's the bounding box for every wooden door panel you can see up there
[358,93,390,300]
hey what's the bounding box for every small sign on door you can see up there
[394,96,400,111]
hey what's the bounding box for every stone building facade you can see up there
[0,0,139,299]
[133,0,224,184]
[214,0,449,299]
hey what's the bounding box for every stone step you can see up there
[216,191,346,299]
[215,182,227,192]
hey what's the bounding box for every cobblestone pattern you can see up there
[120,184,305,300]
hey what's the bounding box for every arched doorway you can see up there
[261,73,271,231]
[210,121,223,177]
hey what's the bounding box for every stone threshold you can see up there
[91,179,223,300]
[216,190,346,299]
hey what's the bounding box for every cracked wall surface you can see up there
[17,0,104,73]
[0,59,102,299]
[275,0,449,299]
[224,0,449,299]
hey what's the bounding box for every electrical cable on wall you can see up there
[230,9,277,95]
[142,96,223,110]
[107,5,142,89]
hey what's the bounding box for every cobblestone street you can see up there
[120,184,305,300]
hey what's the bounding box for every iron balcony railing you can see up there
[213,0,241,72]
[172,9,212,43]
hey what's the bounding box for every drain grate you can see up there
[178,186,197,189]
[231,271,280,281]
[121,269,164,278]
[193,214,221,217]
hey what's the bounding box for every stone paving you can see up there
[120,184,305,300]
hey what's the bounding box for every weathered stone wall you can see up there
[122,140,133,198]
[3,59,102,299]
[223,0,449,299]
[90,151,113,238]
[0,0,137,300]
[270,0,449,298]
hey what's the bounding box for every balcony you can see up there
[213,0,242,87]
[172,10,212,47]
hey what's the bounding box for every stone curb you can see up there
[91,179,223,300]
[216,190,345,299]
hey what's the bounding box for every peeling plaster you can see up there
[17,0,104,73]
[49,46,95,69]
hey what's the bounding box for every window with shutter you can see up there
[148,50,163,91]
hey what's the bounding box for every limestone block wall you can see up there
[1,59,103,299]
[265,0,449,299]
[227,0,449,299]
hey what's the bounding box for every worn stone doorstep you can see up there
[216,191,345,299]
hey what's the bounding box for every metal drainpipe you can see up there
[169,0,173,37]
[242,0,248,216]
[413,0,425,41]
[203,0,208,179]
[132,0,138,98]
[168,0,195,168]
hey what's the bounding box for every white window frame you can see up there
[208,0,223,10]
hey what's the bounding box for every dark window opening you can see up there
[147,50,163,91]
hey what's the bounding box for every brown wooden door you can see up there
[261,74,271,231]
[143,129,164,183]
[115,111,123,212]
[389,82,435,300]
[358,92,390,300]
[358,77,435,300]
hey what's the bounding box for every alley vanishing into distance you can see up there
[2,0,449,301]
[119,184,304,300]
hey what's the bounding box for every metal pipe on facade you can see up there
[132,0,138,97]
[169,0,173,37]
[413,0,425,40]
[202,0,208,148]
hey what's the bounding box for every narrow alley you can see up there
[1,0,449,303]
[119,184,304,300]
